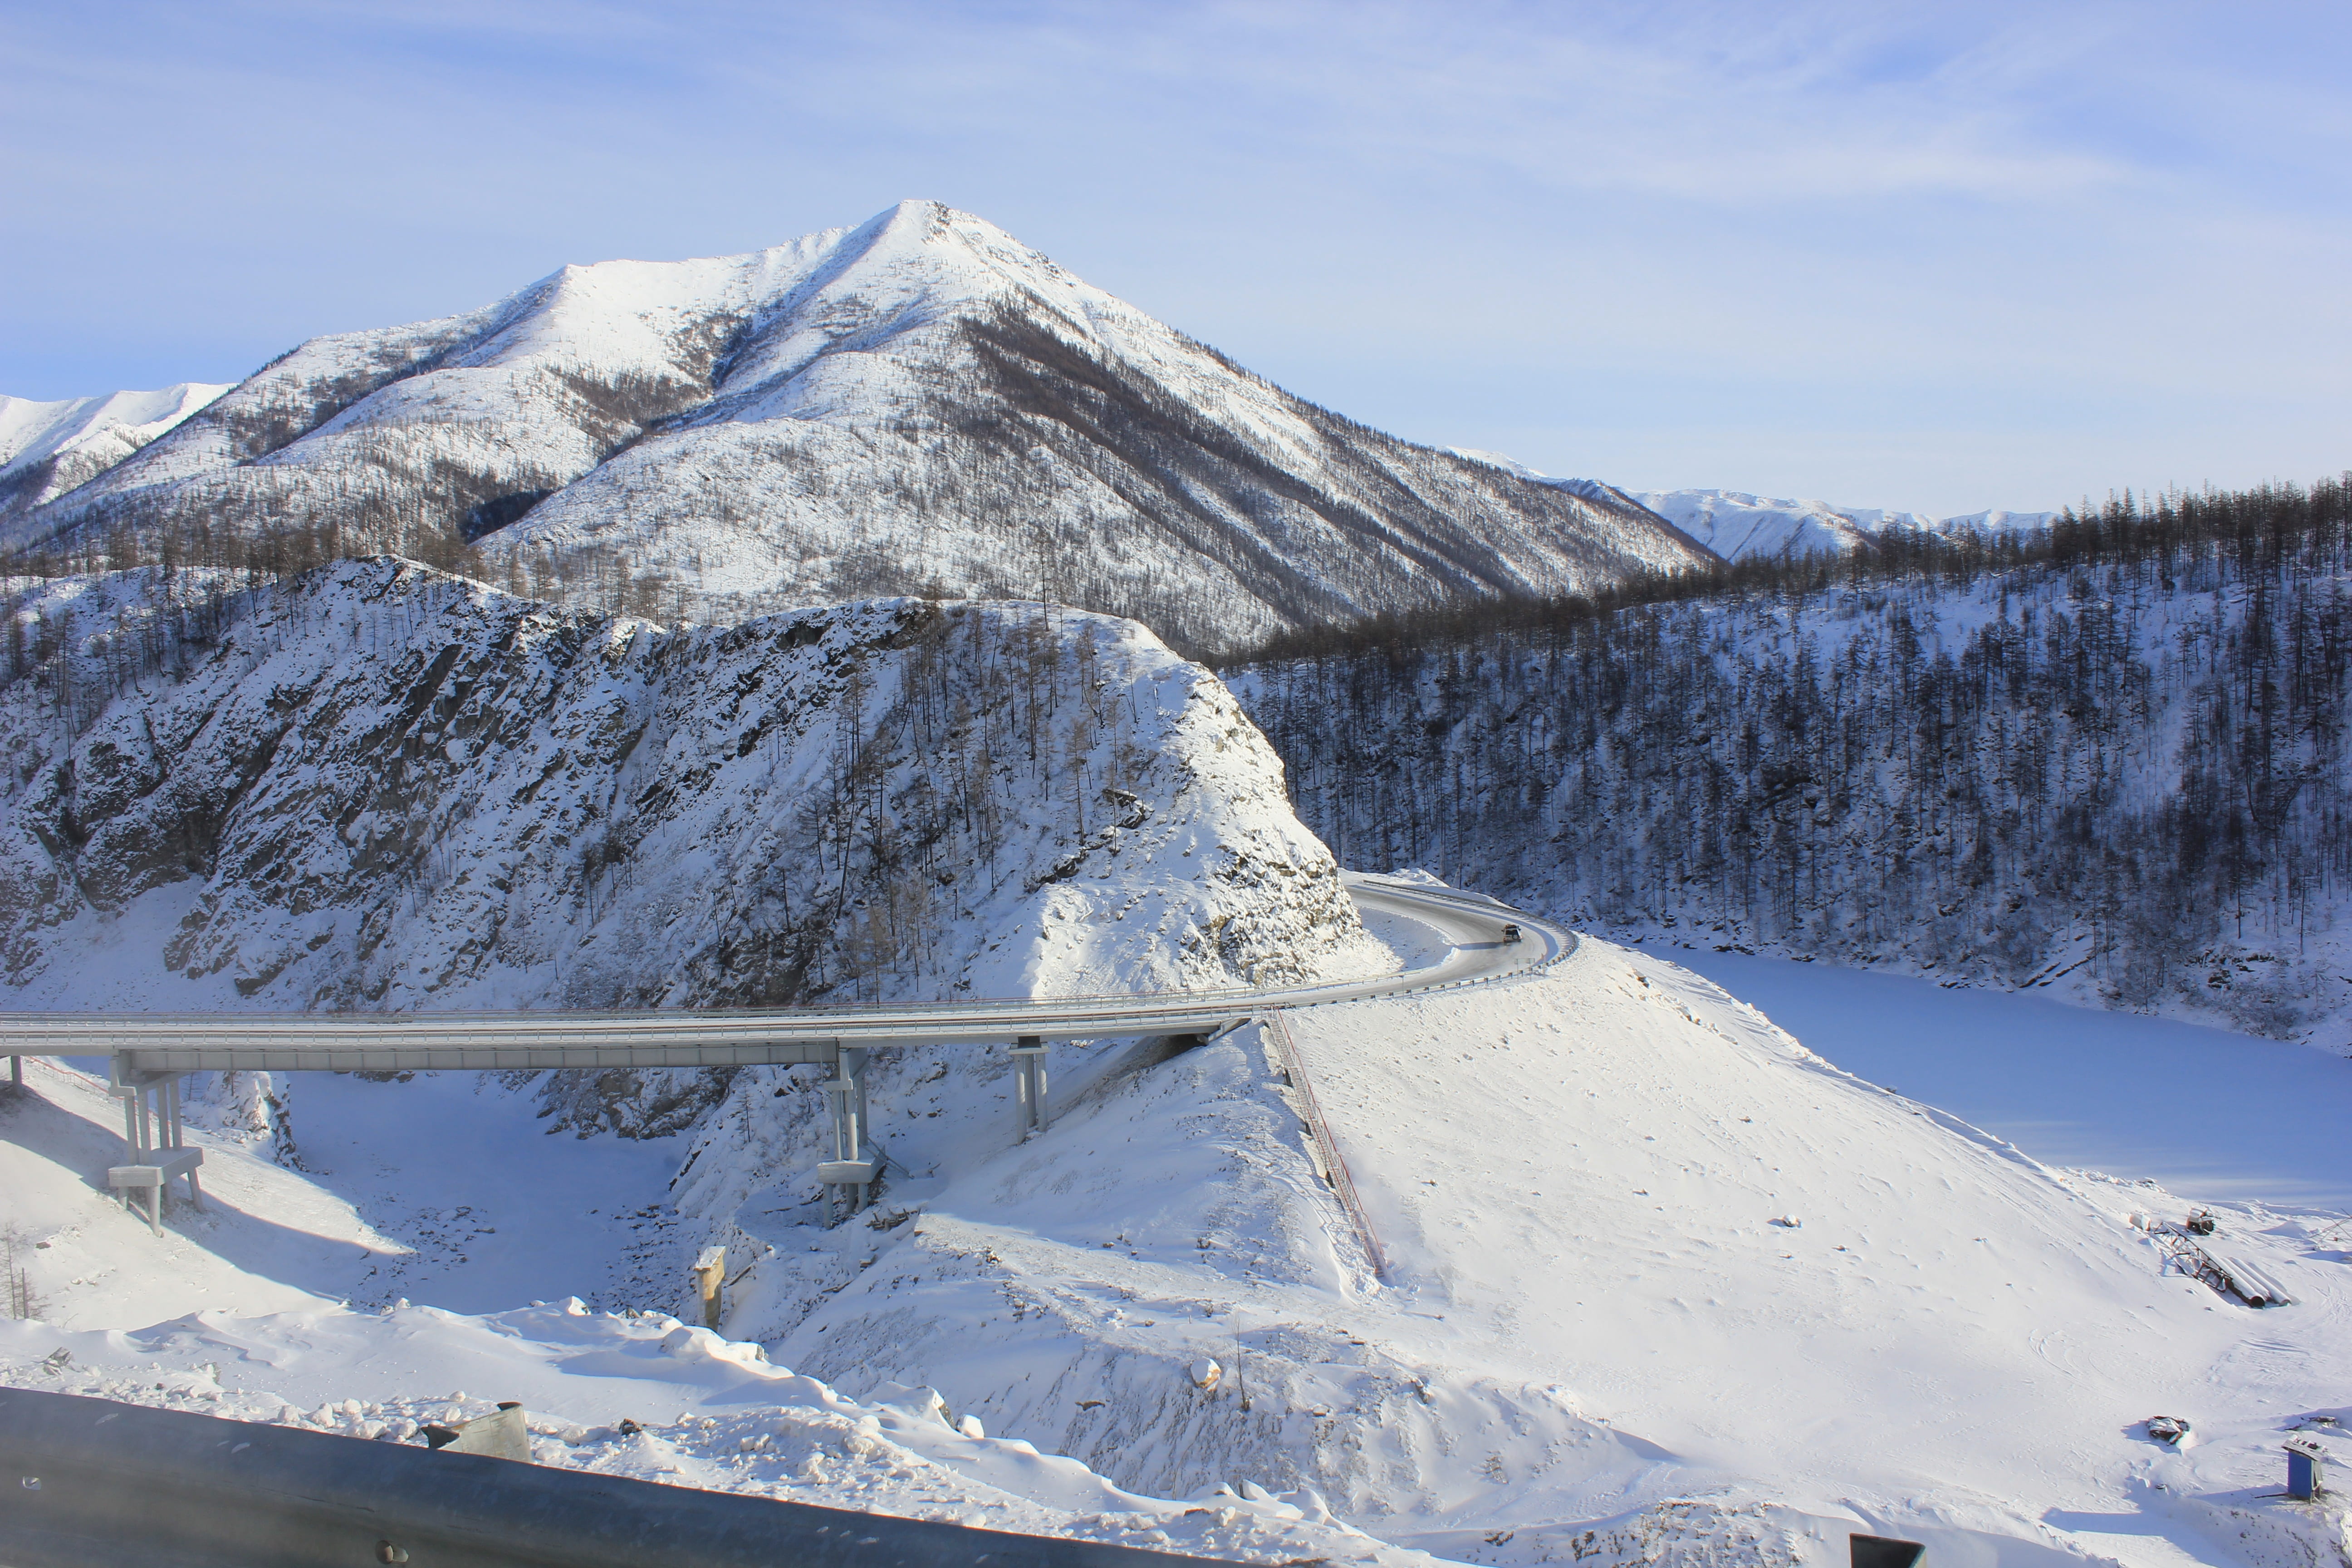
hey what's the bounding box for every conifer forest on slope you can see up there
[1230,478,2352,1042]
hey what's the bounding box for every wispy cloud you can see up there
[2,0,2346,513]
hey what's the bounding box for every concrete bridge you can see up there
[0,876,1568,1228]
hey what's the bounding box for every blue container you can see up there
[2286,1446,2321,1501]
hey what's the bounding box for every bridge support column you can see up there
[106,1062,204,1237]
[818,1049,881,1220]
[1009,1036,1049,1141]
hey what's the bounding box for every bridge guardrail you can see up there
[0,1386,1235,1568]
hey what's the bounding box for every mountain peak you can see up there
[7,207,1709,652]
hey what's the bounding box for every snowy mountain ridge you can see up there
[1632,487,2056,561]
[0,383,230,524]
[1445,445,2053,564]
[7,202,1711,653]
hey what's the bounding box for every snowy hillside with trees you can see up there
[0,557,1379,1016]
[1,203,1710,655]
[1233,480,2352,1045]
[0,384,230,525]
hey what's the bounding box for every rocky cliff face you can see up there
[0,558,1383,1023]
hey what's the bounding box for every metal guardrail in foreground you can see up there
[0,1387,1234,1568]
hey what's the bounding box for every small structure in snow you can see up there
[692,1247,725,1330]
[1190,1358,1222,1391]
[2284,1436,2325,1500]
[2145,1416,2192,1446]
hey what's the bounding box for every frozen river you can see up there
[1658,945,2352,1211]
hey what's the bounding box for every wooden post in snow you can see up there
[692,1247,725,1330]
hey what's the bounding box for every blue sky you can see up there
[4,0,2346,514]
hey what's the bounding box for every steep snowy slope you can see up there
[6,203,1712,653]
[0,384,230,524]
[0,558,1384,1015]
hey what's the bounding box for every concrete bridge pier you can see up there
[1010,1035,1049,1140]
[106,1063,205,1237]
[818,1048,882,1220]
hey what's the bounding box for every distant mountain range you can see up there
[0,383,230,525]
[1448,450,2049,562]
[1,202,1709,654]
[1629,488,2055,560]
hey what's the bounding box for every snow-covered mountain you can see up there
[0,383,230,524]
[0,559,1383,1015]
[1631,487,2054,561]
[6,203,1712,653]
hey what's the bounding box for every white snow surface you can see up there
[1656,948,2352,1210]
[7,920,2349,1568]
[11,202,1707,652]
[0,384,230,520]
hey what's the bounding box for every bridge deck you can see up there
[0,880,1569,1075]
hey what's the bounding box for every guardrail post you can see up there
[1010,1036,1049,1140]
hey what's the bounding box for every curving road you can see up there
[0,876,1571,1075]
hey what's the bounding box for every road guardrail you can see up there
[0,1386,1236,1568]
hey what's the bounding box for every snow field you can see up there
[1275,938,2352,1568]
[1656,947,2352,1210]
